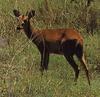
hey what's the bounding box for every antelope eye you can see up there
[21,23,24,26]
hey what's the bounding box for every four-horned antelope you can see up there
[13,9,90,85]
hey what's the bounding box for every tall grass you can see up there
[0,0,100,97]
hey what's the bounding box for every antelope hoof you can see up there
[74,69,80,82]
[39,67,44,75]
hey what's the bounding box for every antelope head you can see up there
[13,9,35,32]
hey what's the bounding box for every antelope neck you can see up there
[23,21,42,45]
[23,21,33,39]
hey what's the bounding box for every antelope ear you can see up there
[13,9,21,17]
[28,10,35,19]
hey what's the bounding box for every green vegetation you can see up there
[0,0,100,97]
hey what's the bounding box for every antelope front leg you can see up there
[40,51,49,74]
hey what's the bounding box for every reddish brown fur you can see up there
[38,28,83,44]
[13,9,90,85]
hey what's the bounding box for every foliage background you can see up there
[0,0,100,97]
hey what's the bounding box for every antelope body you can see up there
[13,9,90,85]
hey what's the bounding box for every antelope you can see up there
[13,9,90,85]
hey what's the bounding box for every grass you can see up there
[0,33,100,97]
[0,0,100,97]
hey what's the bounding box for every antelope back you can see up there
[40,28,83,44]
